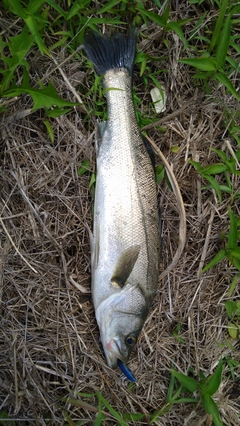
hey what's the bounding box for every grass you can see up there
[0,0,240,425]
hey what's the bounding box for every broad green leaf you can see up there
[215,72,240,101]
[179,57,217,71]
[4,78,77,111]
[9,25,33,55]
[201,395,223,426]
[226,300,238,319]
[202,248,227,273]
[227,208,238,249]
[24,15,49,55]
[219,185,232,194]
[201,163,228,175]
[216,13,231,68]
[8,0,27,18]
[170,370,199,392]
[27,0,45,14]
[46,107,72,118]
[202,359,223,396]
[0,26,33,91]
[228,323,238,339]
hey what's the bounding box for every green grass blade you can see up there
[209,0,229,52]
[203,175,222,202]
[215,72,240,101]
[123,413,145,421]
[227,207,238,249]
[43,120,54,143]
[137,9,166,27]
[231,248,240,259]
[201,395,223,426]
[215,13,231,68]
[96,392,128,426]
[189,159,203,172]
[202,359,223,396]
[202,248,227,273]
[166,22,187,47]
[227,274,240,297]
[97,0,123,14]
[174,398,198,403]
[166,370,175,402]
[45,0,66,18]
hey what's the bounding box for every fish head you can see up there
[95,283,148,369]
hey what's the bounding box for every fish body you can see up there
[84,30,160,371]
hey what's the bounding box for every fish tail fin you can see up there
[84,28,137,76]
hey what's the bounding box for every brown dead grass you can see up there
[0,2,240,425]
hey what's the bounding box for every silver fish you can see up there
[84,29,160,373]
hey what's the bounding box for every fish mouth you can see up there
[105,338,126,369]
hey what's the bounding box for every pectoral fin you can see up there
[111,245,141,288]
[96,121,107,156]
[87,222,100,269]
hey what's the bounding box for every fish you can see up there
[84,28,160,378]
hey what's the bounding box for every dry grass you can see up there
[0,2,240,425]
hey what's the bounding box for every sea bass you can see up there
[84,29,160,378]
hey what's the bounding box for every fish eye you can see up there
[126,335,136,346]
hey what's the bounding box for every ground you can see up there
[0,1,239,425]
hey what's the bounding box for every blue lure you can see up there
[117,359,136,383]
